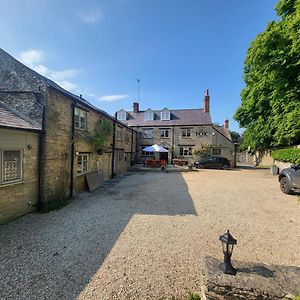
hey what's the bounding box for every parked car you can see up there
[194,156,231,170]
[278,164,300,194]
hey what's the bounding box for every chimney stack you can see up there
[204,89,210,113]
[133,102,139,113]
[224,118,229,129]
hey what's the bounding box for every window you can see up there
[124,132,130,143]
[212,148,221,156]
[77,153,89,175]
[117,110,127,121]
[160,128,169,138]
[179,146,193,157]
[116,126,123,141]
[144,109,154,121]
[161,109,170,120]
[196,131,208,137]
[142,146,154,156]
[181,128,191,138]
[1,150,22,184]
[143,129,153,139]
[75,107,87,130]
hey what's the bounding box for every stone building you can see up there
[0,48,136,223]
[0,101,41,224]
[117,90,234,165]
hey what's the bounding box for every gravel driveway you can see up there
[1,168,299,300]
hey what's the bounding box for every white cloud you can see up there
[78,9,103,23]
[18,49,44,66]
[18,49,80,91]
[98,94,129,102]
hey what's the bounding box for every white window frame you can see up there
[143,129,153,139]
[181,128,191,138]
[75,107,87,130]
[117,110,127,121]
[160,109,170,121]
[179,146,193,157]
[144,109,154,121]
[160,128,169,138]
[77,153,89,175]
[1,149,23,185]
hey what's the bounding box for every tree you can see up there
[234,0,300,152]
[229,131,242,144]
[192,143,211,159]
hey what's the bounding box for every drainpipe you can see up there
[70,101,75,197]
[37,105,46,210]
[130,130,133,165]
[111,113,117,178]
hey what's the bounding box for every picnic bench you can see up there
[172,158,188,166]
[144,159,167,168]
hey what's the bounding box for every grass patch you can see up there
[39,197,70,213]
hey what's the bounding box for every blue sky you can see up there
[1,0,278,132]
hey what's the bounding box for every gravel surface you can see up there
[1,168,299,300]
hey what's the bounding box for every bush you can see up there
[271,148,300,164]
[39,197,70,213]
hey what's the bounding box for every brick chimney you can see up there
[224,118,229,129]
[204,90,210,113]
[133,102,139,113]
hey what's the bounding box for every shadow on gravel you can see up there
[0,172,196,300]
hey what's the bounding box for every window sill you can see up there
[0,180,24,188]
[75,127,87,132]
[76,173,88,177]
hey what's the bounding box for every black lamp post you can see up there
[219,230,237,275]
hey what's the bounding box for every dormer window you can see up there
[144,109,154,121]
[160,108,170,121]
[117,109,127,121]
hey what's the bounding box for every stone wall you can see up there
[0,128,39,224]
[42,89,72,201]
[0,91,44,127]
[136,125,234,165]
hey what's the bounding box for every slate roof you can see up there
[123,109,212,127]
[213,126,232,141]
[0,101,41,130]
[0,48,134,131]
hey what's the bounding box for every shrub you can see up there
[192,143,211,160]
[39,197,70,213]
[271,148,300,164]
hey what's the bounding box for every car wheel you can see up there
[198,163,204,169]
[222,164,230,170]
[280,176,292,194]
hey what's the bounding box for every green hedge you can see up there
[271,148,300,164]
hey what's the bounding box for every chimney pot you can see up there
[204,90,210,113]
[224,119,229,129]
[133,102,139,113]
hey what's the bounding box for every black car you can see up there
[194,156,231,170]
[278,164,300,194]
